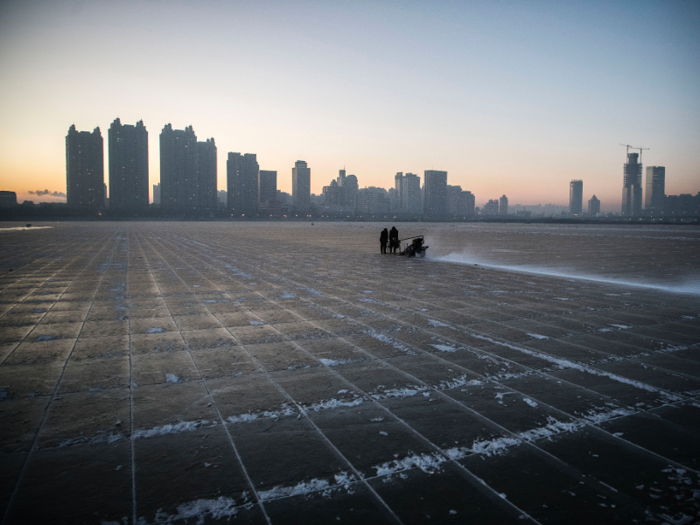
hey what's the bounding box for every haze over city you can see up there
[0,0,698,211]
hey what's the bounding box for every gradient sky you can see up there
[1,0,698,211]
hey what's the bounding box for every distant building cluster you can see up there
[2,121,698,221]
[563,147,697,219]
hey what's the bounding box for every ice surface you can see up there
[3,222,699,524]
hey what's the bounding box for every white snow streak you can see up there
[133,420,214,439]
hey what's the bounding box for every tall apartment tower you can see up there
[423,170,448,217]
[66,125,104,208]
[196,138,217,211]
[569,180,583,215]
[227,153,259,215]
[645,166,665,214]
[394,172,421,214]
[108,118,148,210]
[395,172,405,210]
[292,160,311,212]
[588,195,600,215]
[403,173,421,214]
[259,170,277,206]
[160,124,198,211]
[343,174,359,209]
[499,195,509,216]
[622,152,642,216]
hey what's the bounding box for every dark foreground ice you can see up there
[0,222,699,525]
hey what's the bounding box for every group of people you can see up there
[380,226,399,254]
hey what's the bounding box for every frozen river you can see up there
[0,221,699,524]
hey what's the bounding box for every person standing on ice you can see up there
[380,228,388,254]
[389,226,399,254]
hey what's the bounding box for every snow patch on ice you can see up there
[375,452,446,476]
[227,406,296,424]
[133,420,214,439]
[144,496,239,524]
[60,431,124,447]
[430,344,458,353]
[446,409,635,460]
[468,333,680,400]
[363,330,414,354]
[146,327,165,334]
[248,321,265,326]
[166,373,181,383]
[259,472,358,501]
[319,358,355,367]
[372,385,430,399]
[308,397,364,411]
[438,375,483,390]
[527,333,549,340]
[428,319,451,328]
[523,398,538,408]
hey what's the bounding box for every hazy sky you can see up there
[1,0,698,211]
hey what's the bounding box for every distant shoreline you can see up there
[0,216,698,226]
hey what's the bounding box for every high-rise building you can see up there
[227,153,259,215]
[357,187,390,215]
[160,124,198,211]
[0,191,17,207]
[499,195,509,216]
[395,172,421,214]
[482,199,499,216]
[343,175,358,209]
[292,160,311,212]
[259,170,277,205]
[153,183,160,204]
[622,152,642,216]
[464,191,475,216]
[395,172,404,210]
[423,170,448,217]
[108,118,148,210]
[569,180,583,215]
[66,125,104,208]
[588,195,600,215]
[196,138,217,210]
[645,166,665,214]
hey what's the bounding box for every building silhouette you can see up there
[499,195,509,216]
[423,170,448,217]
[357,187,389,215]
[292,160,311,212]
[482,199,499,215]
[0,191,17,207]
[153,183,160,204]
[196,138,217,211]
[622,152,642,216]
[159,124,198,212]
[569,180,583,215]
[645,166,665,214]
[108,118,148,210]
[227,153,259,216]
[259,170,277,206]
[394,172,421,214]
[588,195,600,215]
[66,125,104,208]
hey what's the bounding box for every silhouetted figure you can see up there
[380,228,388,254]
[389,226,399,254]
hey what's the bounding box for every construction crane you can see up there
[620,144,650,162]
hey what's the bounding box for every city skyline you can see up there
[1,1,698,211]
